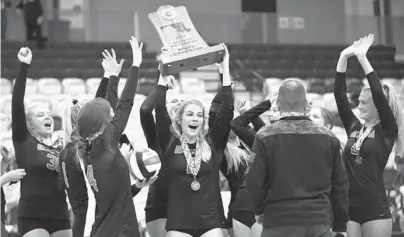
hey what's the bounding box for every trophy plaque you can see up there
[149,5,225,75]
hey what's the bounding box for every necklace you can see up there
[180,136,202,191]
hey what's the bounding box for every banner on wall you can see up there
[278,17,305,29]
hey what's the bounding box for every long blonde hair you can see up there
[363,83,404,155]
[172,100,212,162]
[55,99,82,147]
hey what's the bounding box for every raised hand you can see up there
[101,49,124,77]
[355,33,374,58]
[220,43,230,70]
[129,36,143,67]
[17,47,32,65]
[238,100,251,113]
[340,39,362,58]
[166,75,176,90]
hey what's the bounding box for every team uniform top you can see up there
[229,100,271,212]
[139,87,170,221]
[334,71,398,208]
[82,66,140,237]
[59,75,141,237]
[11,63,69,220]
[155,84,234,230]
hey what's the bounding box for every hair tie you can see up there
[72,99,78,105]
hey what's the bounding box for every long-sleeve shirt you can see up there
[334,72,397,208]
[155,84,234,230]
[12,63,69,220]
[230,100,271,212]
[208,81,240,228]
[140,88,170,220]
[246,117,349,232]
[82,66,140,237]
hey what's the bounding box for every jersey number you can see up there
[46,153,60,172]
[87,165,99,192]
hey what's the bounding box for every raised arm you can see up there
[230,100,271,148]
[208,73,223,129]
[101,49,124,112]
[102,38,141,145]
[12,48,33,142]
[355,34,398,138]
[140,87,158,152]
[208,45,234,150]
[334,42,360,133]
[155,74,173,154]
[94,77,109,98]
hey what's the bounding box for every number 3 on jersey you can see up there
[87,165,99,192]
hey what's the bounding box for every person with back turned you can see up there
[246,79,349,237]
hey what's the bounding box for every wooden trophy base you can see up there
[160,44,225,76]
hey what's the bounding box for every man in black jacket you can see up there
[246,79,349,237]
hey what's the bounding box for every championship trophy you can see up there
[149,5,225,75]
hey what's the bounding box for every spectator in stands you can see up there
[155,44,234,237]
[246,78,349,237]
[335,34,404,237]
[1,146,25,237]
[12,47,72,237]
[16,0,46,49]
[75,37,143,237]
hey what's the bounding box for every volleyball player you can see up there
[229,99,271,237]
[74,36,143,237]
[207,71,248,237]
[334,34,404,237]
[12,47,71,237]
[155,44,233,237]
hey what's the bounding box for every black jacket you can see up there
[246,116,349,232]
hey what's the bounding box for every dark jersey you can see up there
[230,100,271,212]
[334,72,398,208]
[1,188,5,224]
[139,88,169,220]
[82,66,140,237]
[155,84,234,230]
[11,63,69,220]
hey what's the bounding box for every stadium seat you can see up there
[0,112,11,132]
[62,78,87,96]
[37,78,62,96]
[86,77,102,95]
[306,78,326,95]
[24,94,52,108]
[180,78,206,94]
[1,78,11,95]
[0,95,12,115]
[306,93,323,107]
[76,94,95,104]
[12,77,37,95]
[263,78,283,98]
